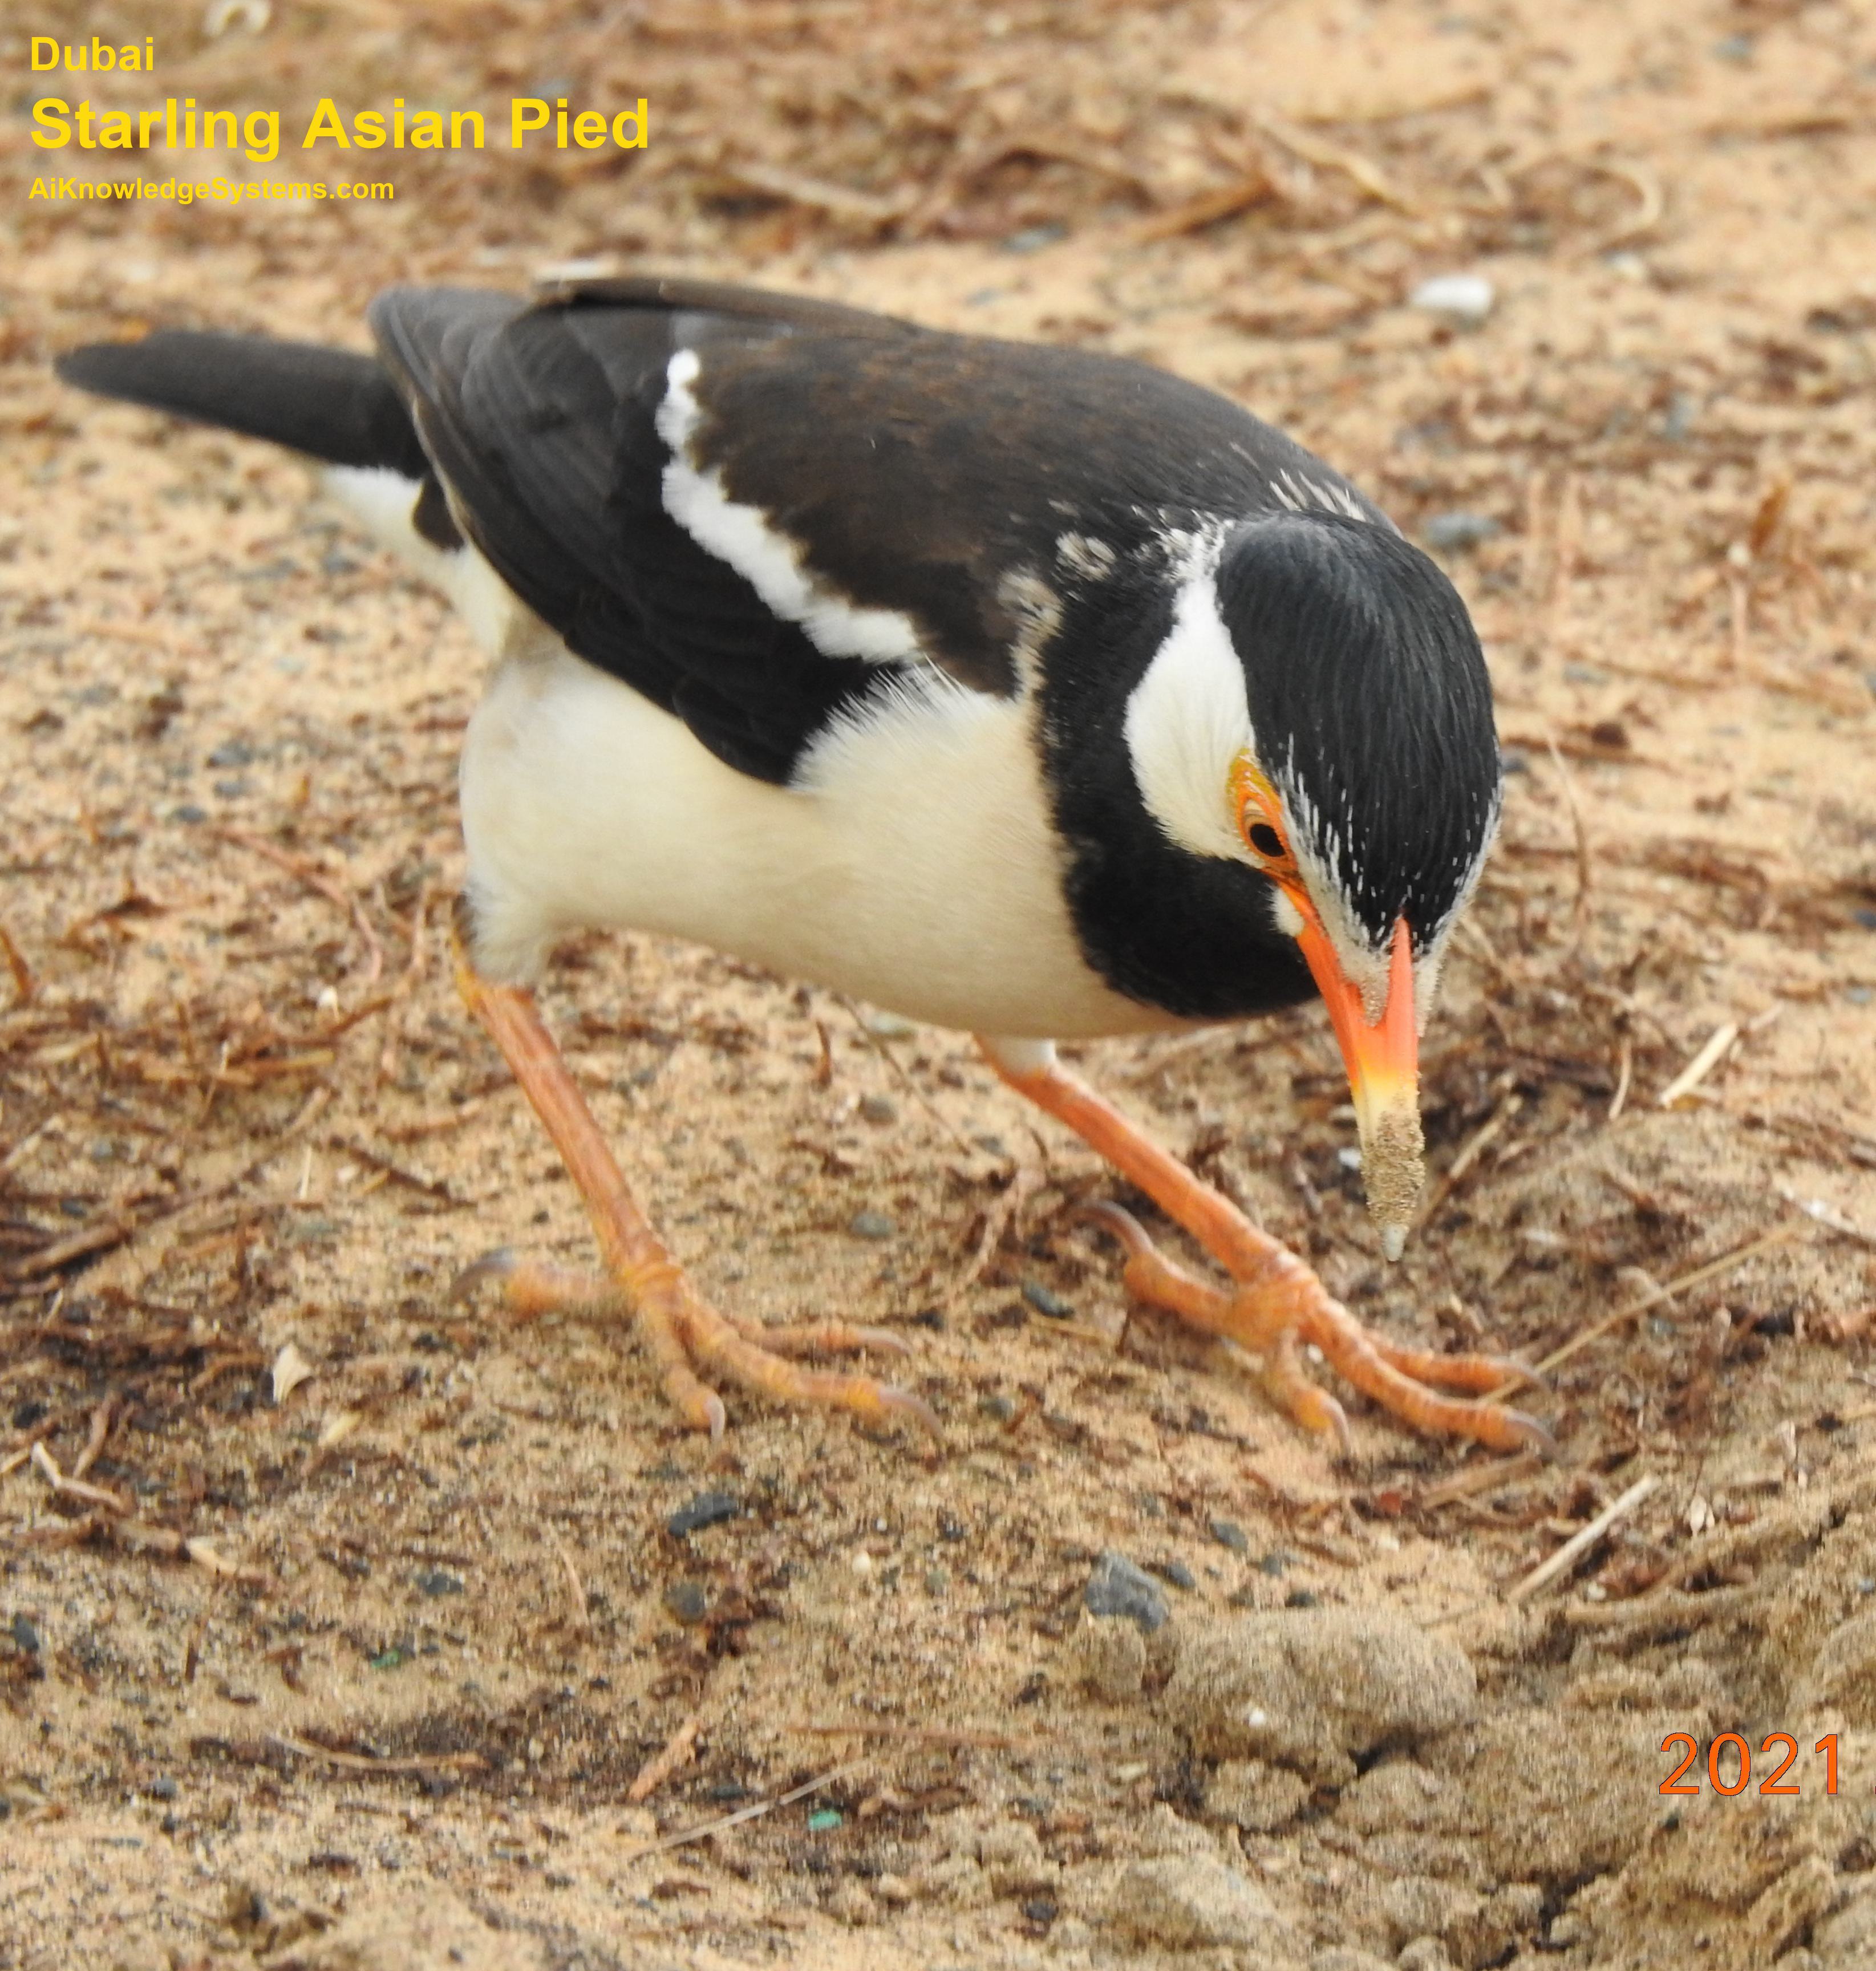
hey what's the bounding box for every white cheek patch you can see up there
[1123,567,1255,865]
[657,348,924,665]
[1270,886,1305,938]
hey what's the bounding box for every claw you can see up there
[1502,1409,1559,1458]
[449,1248,516,1302]
[849,1324,913,1357]
[1077,1200,1156,1259]
[872,1384,943,1439]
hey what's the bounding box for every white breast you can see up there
[323,457,1177,1041]
[458,640,1176,1041]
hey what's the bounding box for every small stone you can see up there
[662,1581,709,1625]
[1164,1607,1477,1783]
[858,1096,897,1125]
[807,1807,844,1832]
[1423,510,1501,553]
[10,1615,41,1654]
[208,739,256,768]
[848,1210,897,1241]
[1004,222,1067,254]
[1149,1559,1196,1591]
[979,1392,1019,1423]
[1084,1551,1169,1633]
[1409,273,1494,323]
[1209,1519,1249,1554]
[862,1011,916,1039]
[1258,1550,1292,1576]
[1104,1856,1285,1950]
[171,805,208,825]
[148,1775,179,1801]
[666,1490,740,1537]
[414,1568,463,1598]
[1020,1280,1074,1319]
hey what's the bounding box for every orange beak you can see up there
[1293,911,1425,1260]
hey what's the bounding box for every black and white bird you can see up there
[59,274,1545,1453]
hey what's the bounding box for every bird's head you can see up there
[1116,509,1500,1260]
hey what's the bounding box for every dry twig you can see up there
[615,1761,864,1862]
[1507,1473,1658,1601]
[627,1712,702,1803]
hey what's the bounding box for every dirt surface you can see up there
[5,1,1876,1966]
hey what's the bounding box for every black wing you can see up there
[366,275,1388,783]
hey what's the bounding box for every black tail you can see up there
[56,330,427,477]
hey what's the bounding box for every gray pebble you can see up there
[1085,1551,1169,1633]
[857,1096,897,1125]
[1209,1519,1249,1554]
[147,1776,178,1801]
[1020,1280,1073,1319]
[1423,510,1500,553]
[666,1490,740,1538]
[414,1568,463,1597]
[662,1581,709,1625]
[10,1614,40,1654]
[979,1392,1018,1424]
[848,1210,897,1240]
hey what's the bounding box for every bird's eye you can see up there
[1246,821,1285,861]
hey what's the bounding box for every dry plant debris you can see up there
[3,0,1876,1965]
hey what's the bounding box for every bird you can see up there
[57,273,1547,1455]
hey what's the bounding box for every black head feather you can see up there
[1215,512,1500,954]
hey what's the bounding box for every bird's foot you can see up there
[453,1248,934,1439]
[1086,1203,1551,1456]
[454,948,936,1442]
[455,1250,917,1356]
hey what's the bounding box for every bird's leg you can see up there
[452,943,937,1440]
[982,1040,1550,1455]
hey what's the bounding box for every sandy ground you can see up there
[4,1,1876,1966]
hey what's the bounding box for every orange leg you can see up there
[984,1041,1551,1457]
[453,946,936,1442]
